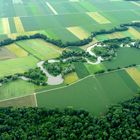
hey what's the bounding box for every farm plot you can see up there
[0,47,16,60]
[0,56,38,78]
[67,26,90,39]
[14,17,25,33]
[64,72,79,85]
[127,27,140,39]
[0,0,139,42]
[87,12,111,24]
[6,44,28,57]
[85,63,106,74]
[0,80,38,100]
[103,47,140,69]
[126,67,140,87]
[16,39,62,60]
[0,94,36,107]
[74,62,90,79]
[36,70,138,115]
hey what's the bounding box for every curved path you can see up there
[86,43,103,65]
[37,61,64,85]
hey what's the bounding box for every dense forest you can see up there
[0,95,139,140]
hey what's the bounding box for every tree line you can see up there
[0,95,139,139]
[0,22,140,48]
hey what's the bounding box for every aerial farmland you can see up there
[0,0,140,139]
[0,0,140,115]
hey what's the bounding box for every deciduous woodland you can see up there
[0,95,139,140]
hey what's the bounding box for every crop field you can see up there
[64,72,79,85]
[0,0,140,42]
[0,47,16,60]
[74,62,90,79]
[0,0,140,114]
[6,44,28,57]
[126,67,140,87]
[0,55,38,77]
[0,80,38,100]
[36,70,139,115]
[0,94,36,107]
[16,39,63,60]
[85,63,106,74]
[103,47,140,69]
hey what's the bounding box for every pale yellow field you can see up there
[128,27,140,39]
[87,12,111,24]
[2,18,11,34]
[64,72,79,84]
[6,44,28,57]
[107,32,124,39]
[14,17,25,33]
[126,68,140,87]
[67,26,90,40]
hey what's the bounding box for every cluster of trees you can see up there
[93,46,117,60]
[0,74,19,85]
[102,37,132,45]
[61,50,95,62]
[44,62,75,76]
[24,68,47,86]
[0,95,139,139]
[0,68,48,86]
[61,50,91,58]
[93,38,131,60]
[0,22,140,49]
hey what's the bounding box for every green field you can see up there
[0,0,140,42]
[36,70,139,115]
[0,0,140,114]
[16,39,62,60]
[74,62,90,79]
[103,47,140,69]
[0,80,38,100]
[0,55,38,77]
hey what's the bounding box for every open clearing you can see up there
[37,70,139,115]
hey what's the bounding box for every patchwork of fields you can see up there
[0,0,140,42]
[0,0,140,114]
[36,69,140,115]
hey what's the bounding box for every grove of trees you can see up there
[0,95,139,139]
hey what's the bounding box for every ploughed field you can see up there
[0,0,140,115]
[0,0,140,42]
